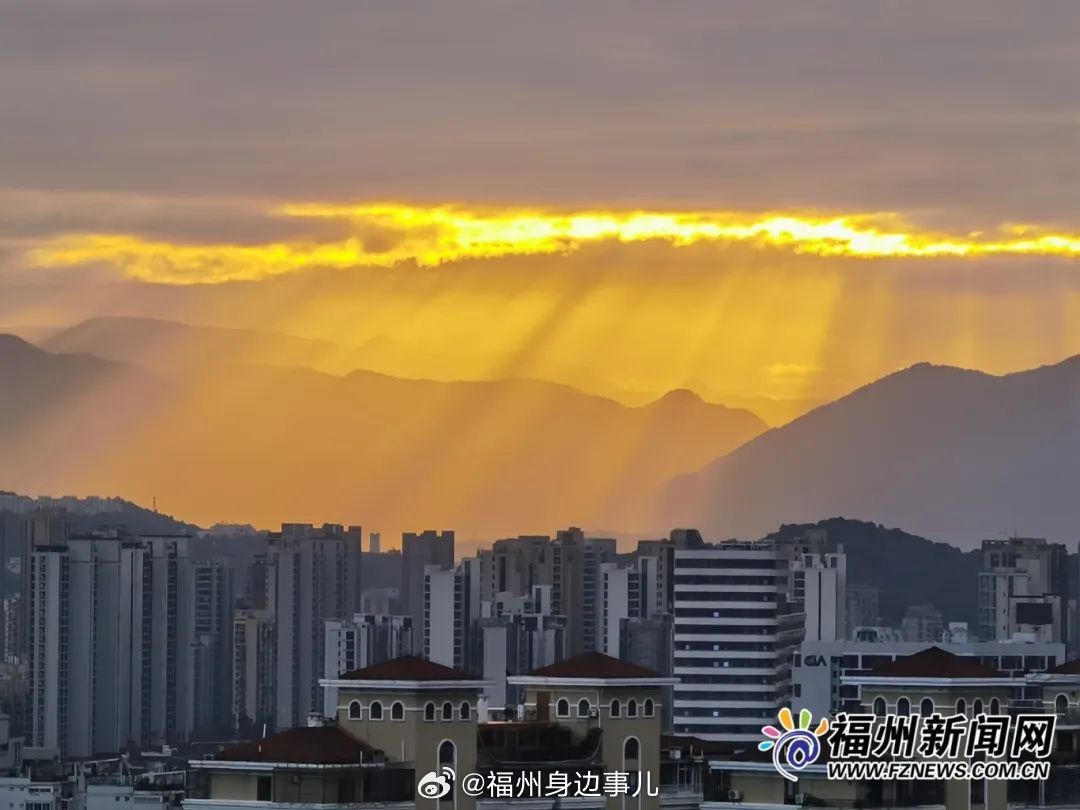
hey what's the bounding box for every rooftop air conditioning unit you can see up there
[727,789,742,802]
[588,708,599,719]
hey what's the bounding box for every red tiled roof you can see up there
[215,726,376,764]
[868,646,1004,679]
[529,652,659,679]
[1049,659,1080,675]
[341,655,475,681]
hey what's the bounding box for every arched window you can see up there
[624,737,640,761]
[643,698,655,717]
[973,698,984,715]
[610,699,621,718]
[955,698,966,716]
[556,698,570,718]
[442,701,454,721]
[459,701,470,720]
[348,700,362,720]
[368,701,383,720]
[439,739,456,764]
[577,699,590,718]
[896,697,910,717]
[990,698,1000,715]
[1056,694,1069,714]
[872,697,886,717]
[391,701,404,720]
[424,702,436,721]
[920,698,934,717]
[627,699,638,718]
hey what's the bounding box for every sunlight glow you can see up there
[29,202,1080,284]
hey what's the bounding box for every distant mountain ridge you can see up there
[40,316,813,424]
[661,356,1080,548]
[0,331,766,534]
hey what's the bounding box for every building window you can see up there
[424,702,436,721]
[990,698,1000,715]
[955,698,966,716]
[624,737,640,761]
[256,777,272,802]
[347,700,362,720]
[920,698,934,717]
[973,698,984,715]
[556,698,570,718]
[459,701,470,720]
[391,701,404,720]
[438,740,456,806]
[873,697,886,717]
[577,699,590,718]
[369,701,383,720]
[896,697,910,717]
[627,699,638,717]
[442,701,454,720]
[643,698,654,717]
[1056,694,1069,714]
[610,699,621,717]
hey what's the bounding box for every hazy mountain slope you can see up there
[661,358,1080,547]
[0,336,171,494]
[42,316,355,377]
[1,335,766,535]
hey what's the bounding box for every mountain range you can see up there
[6,316,1080,547]
[0,328,764,536]
[663,357,1080,545]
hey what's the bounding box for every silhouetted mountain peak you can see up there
[0,333,43,359]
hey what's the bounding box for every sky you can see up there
[3,0,1080,410]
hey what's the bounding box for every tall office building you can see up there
[27,532,196,758]
[672,541,804,744]
[401,530,454,649]
[231,609,275,736]
[978,537,1069,642]
[266,523,362,730]
[551,528,616,655]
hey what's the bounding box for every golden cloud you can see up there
[29,202,1080,284]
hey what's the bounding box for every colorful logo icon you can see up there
[759,707,829,782]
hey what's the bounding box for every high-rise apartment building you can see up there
[422,561,475,671]
[401,530,454,649]
[552,528,616,655]
[672,541,804,744]
[27,532,196,758]
[979,537,1068,642]
[231,609,275,736]
[794,551,847,642]
[321,613,414,716]
[266,523,362,730]
[189,559,234,736]
[846,584,880,635]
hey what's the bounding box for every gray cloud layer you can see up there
[1,0,1077,224]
